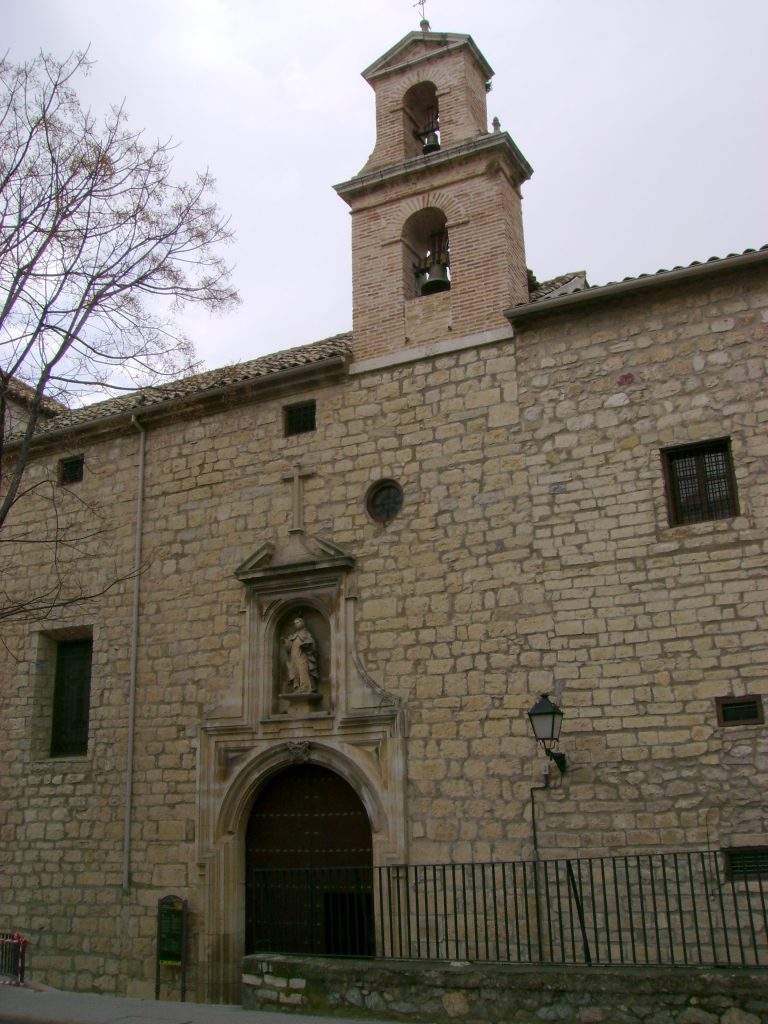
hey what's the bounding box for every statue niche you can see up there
[274,605,330,713]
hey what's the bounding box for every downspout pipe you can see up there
[123,415,146,891]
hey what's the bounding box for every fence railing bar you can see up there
[567,859,592,966]
[687,853,703,966]
[491,863,500,962]
[635,856,649,964]
[699,851,718,966]
[527,861,538,963]
[440,864,448,961]
[450,864,456,958]
[588,858,600,964]
[757,873,768,968]
[740,868,760,967]
[728,870,747,967]
[624,856,638,965]
[557,860,569,962]
[673,853,687,966]
[542,860,555,963]
[501,862,512,962]
[660,854,675,964]
[481,864,489,961]
[419,865,427,960]
[648,855,662,964]
[565,859,577,963]
[713,850,733,966]
[394,865,403,958]
[599,857,612,965]
[612,857,625,964]
[377,866,385,956]
[460,864,466,958]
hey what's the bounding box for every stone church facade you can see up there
[1,26,767,1003]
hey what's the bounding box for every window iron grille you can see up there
[58,455,84,484]
[284,401,316,437]
[715,695,764,727]
[724,847,768,880]
[662,439,738,526]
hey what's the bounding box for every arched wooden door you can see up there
[245,764,373,956]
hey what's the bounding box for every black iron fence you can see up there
[0,932,27,985]
[247,851,768,967]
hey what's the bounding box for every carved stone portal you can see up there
[198,465,408,1002]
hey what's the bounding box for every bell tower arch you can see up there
[335,25,533,362]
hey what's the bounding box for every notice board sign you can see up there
[155,895,187,1000]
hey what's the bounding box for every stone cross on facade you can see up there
[282,463,315,534]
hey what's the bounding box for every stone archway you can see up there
[244,763,373,956]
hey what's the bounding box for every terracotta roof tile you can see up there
[4,377,67,416]
[26,332,352,439]
[526,245,768,306]
[530,271,588,302]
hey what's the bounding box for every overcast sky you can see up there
[7,0,768,372]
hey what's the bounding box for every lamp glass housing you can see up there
[527,693,564,748]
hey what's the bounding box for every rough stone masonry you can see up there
[1,22,766,1006]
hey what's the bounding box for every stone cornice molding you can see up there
[334,132,533,202]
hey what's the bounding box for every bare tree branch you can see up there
[0,49,239,622]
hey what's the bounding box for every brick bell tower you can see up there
[334,22,533,362]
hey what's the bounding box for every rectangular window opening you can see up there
[58,455,84,485]
[50,635,92,757]
[723,847,768,880]
[715,694,764,727]
[284,400,316,437]
[662,438,738,526]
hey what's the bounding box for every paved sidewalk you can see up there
[0,986,399,1024]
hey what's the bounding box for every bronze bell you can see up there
[420,261,450,295]
[422,130,440,154]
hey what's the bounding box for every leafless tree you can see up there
[0,49,238,625]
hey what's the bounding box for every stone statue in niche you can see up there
[282,615,319,694]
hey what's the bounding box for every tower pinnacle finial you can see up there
[413,0,430,31]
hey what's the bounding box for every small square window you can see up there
[715,695,764,727]
[59,455,84,484]
[50,636,92,757]
[723,847,768,880]
[284,400,316,437]
[661,439,738,526]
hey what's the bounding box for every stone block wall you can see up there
[0,263,767,999]
[242,955,768,1024]
[511,265,768,857]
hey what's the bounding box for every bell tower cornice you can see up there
[334,131,532,202]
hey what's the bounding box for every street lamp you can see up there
[527,693,567,774]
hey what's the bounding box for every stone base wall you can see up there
[242,955,768,1024]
